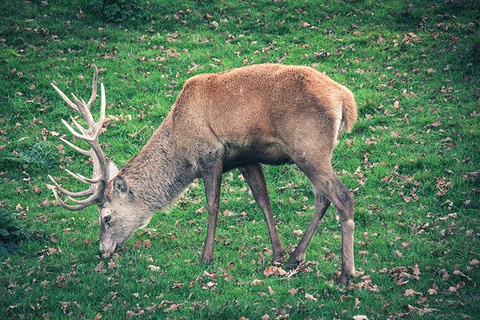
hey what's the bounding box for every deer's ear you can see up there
[107,159,120,180]
[113,176,127,193]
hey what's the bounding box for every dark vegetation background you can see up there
[1,0,479,319]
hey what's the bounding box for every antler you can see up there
[48,66,109,211]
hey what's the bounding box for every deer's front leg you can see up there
[239,163,286,262]
[200,162,223,263]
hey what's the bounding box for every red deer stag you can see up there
[48,64,357,284]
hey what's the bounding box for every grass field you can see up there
[1,0,479,319]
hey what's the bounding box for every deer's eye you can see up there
[104,215,111,223]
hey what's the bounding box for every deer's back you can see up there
[171,64,351,168]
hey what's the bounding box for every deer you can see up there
[48,64,357,284]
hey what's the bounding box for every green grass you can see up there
[1,0,479,319]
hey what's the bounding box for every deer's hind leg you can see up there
[286,193,330,269]
[239,163,286,262]
[285,140,355,284]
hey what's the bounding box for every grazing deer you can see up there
[48,64,357,284]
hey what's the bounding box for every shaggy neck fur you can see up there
[119,117,196,212]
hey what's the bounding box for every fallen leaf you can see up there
[148,265,160,271]
[391,131,401,138]
[251,279,264,286]
[404,289,420,296]
[292,229,303,236]
[453,270,472,281]
[142,239,152,249]
[268,286,275,295]
[355,275,379,291]
[352,316,369,320]
[417,307,438,315]
[305,293,317,302]
[164,303,181,312]
[60,301,70,315]
[288,288,298,296]
[263,266,287,277]
[428,288,438,295]
[203,270,216,279]
[412,264,421,277]
[107,260,117,269]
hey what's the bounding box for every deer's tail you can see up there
[342,89,358,133]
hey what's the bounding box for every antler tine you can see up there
[86,65,98,111]
[49,186,93,211]
[61,119,93,142]
[66,193,101,206]
[64,168,103,184]
[71,93,95,127]
[59,137,91,156]
[48,176,95,197]
[51,83,79,112]
[98,83,106,132]
[50,65,109,212]
[69,115,86,134]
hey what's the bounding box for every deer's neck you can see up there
[119,118,196,211]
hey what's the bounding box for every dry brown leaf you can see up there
[305,293,317,302]
[164,303,181,312]
[428,288,438,295]
[288,288,298,296]
[263,266,287,277]
[404,289,420,296]
[355,298,361,307]
[268,286,275,295]
[148,265,160,271]
[251,279,264,286]
[412,264,421,277]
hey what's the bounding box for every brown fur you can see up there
[102,64,358,284]
[54,63,358,284]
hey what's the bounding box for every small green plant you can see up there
[2,141,58,174]
[0,208,31,255]
[469,36,480,64]
[88,0,148,23]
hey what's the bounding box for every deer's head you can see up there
[48,66,151,253]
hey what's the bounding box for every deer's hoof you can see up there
[200,256,214,264]
[273,249,286,264]
[339,270,355,286]
[285,257,302,270]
